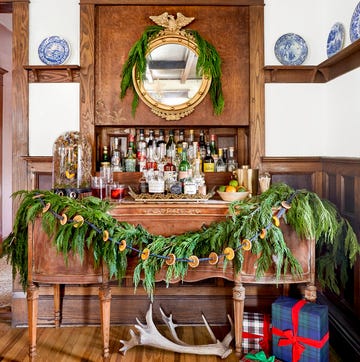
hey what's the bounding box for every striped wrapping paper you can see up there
[272,296,329,362]
[242,312,272,355]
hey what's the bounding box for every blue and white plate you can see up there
[327,22,345,58]
[274,33,308,65]
[38,36,70,65]
[350,1,360,43]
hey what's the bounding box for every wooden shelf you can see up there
[264,38,360,83]
[24,65,80,83]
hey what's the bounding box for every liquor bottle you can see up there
[187,129,195,163]
[178,142,191,182]
[209,134,219,165]
[147,129,155,149]
[146,143,157,170]
[215,148,227,172]
[176,129,185,155]
[111,137,122,172]
[148,170,165,194]
[101,145,110,168]
[198,129,206,160]
[163,155,177,192]
[156,129,166,148]
[124,146,136,172]
[203,142,215,172]
[166,129,176,161]
[227,146,237,172]
[193,157,206,194]
[136,129,147,171]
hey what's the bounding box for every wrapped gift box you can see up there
[242,312,272,355]
[240,350,281,362]
[272,296,329,362]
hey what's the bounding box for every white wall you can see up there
[29,0,79,156]
[265,0,360,157]
[27,0,360,157]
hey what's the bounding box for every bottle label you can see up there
[184,181,197,195]
[178,170,189,180]
[125,159,136,172]
[203,163,215,172]
[148,180,165,193]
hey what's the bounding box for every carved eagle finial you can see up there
[149,12,195,32]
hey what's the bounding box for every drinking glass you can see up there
[91,176,106,199]
[110,183,126,201]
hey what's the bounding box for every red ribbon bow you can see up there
[272,300,329,362]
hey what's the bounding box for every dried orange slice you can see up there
[272,215,280,227]
[208,252,219,265]
[118,239,127,252]
[102,230,109,242]
[42,202,51,213]
[188,255,199,268]
[241,239,252,251]
[281,200,291,210]
[166,253,176,266]
[73,215,84,228]
[141,248,150,261]
[259,228,267,239]
[223,247,235,261]
[60,213,68,225]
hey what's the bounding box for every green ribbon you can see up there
[244,351,275,362]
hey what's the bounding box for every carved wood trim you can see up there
[12,1,29,215]
[249,5,265,169]
[23,65,80,83]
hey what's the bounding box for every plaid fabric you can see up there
[272,297,329,362]
[242,312,271,354]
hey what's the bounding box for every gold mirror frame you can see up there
[132,30,211,121]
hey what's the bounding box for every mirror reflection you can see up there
[143,43,202,106]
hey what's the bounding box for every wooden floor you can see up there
[0,305,344,362]
[0,306,239,362]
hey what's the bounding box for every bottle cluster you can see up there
[100,129,238,195]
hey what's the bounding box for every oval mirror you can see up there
[133,32,211,120]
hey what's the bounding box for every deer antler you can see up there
[119,303,234,359]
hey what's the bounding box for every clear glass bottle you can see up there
[227,146,237,172]
[125,146,136,172]
[215,148,227,172]
[203,142,215,172]
[111,137,122,172]
[193,158,206,194]
[136,129,147,171]
[166,129,176,160]
[52,131,92,189]
[148,170,165,194]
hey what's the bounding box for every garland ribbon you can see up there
[272,300,329,362]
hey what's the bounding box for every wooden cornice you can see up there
[79,0,264,5]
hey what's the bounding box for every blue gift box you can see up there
[272,296,329,362]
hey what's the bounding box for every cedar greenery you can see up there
[120,26,224,117]
[1,183,359,298]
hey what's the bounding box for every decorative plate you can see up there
[350,1,360,43]
[274,33,308,65]
[38,36,70,65]
[327,22,345,58]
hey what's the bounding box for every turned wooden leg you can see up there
[99,282,111,361]
[54,284,61,328]
[27,282,39,361]
[233,279,245,356]
[304,284,317,302]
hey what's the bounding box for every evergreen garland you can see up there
[120,26,224,117]
[1,183,359,299]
